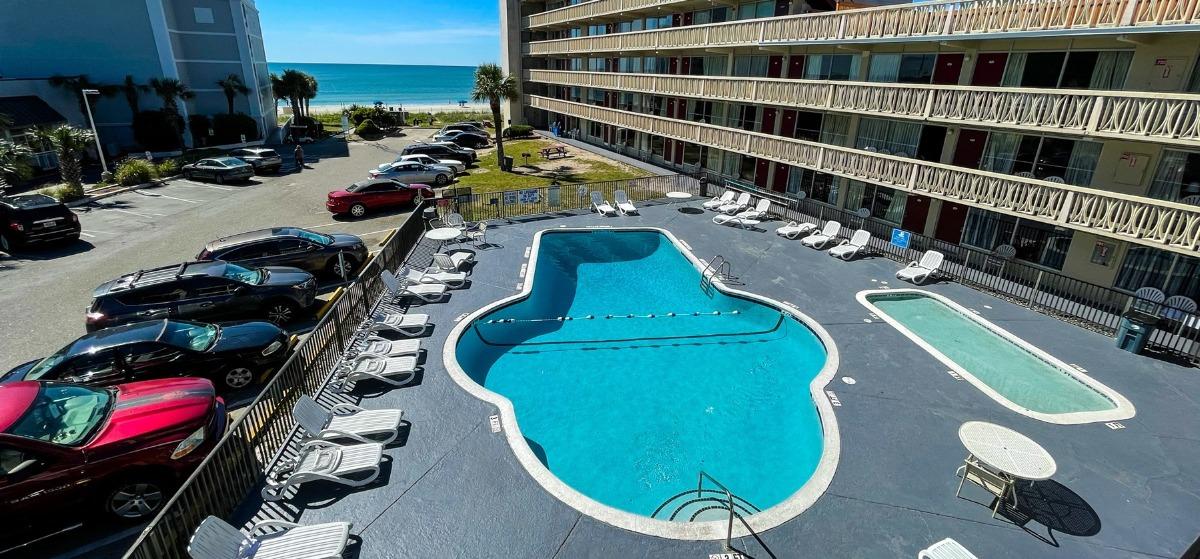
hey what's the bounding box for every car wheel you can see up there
[434,174,449,186]
[265,300,299,325]
[0,234,11,254]
[328,254,357,279]
[413,194,424,207]
[222,365,256,390]
[349,203,367,218]
[216,175,225,185]
[104,476,169,521]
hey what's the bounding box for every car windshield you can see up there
[294,229,332,245]
[257,150,279,158]
[214,157,243,166]
[222,262,263,284]
[6,384,113,446]
[24,348,74,381]
[1,194,58,209]
[160,321,219,351]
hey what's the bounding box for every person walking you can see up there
[293,144,304,173]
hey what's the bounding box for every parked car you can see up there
[197,227,369,280]
[0,194,81,253]
[228,148,284,174]
[455,121,485,129]
[390,153,465,174]
[3,319,291,391]
[440,123,488,137]
[181,157,255,184]
[369,161,454,186]
[402,142,476,164]
[0,378,226,537]
[432,130,489,148]
[86,260,317,332]
[428,141,478,160]
[326,179,433,218]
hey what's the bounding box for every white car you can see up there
[388,154,465,174]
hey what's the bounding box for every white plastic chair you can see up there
[1131,286,1167,314]
[380,270,446,303]
[464,222,488,247]
[801,220,842,249]
[398,266,467,288]
[188,516,352,559]
[737,198,771,220]
[335,354,419,390]
[365,312,429,337]
[828,229,871,260]
[896,250,944,285]
[918,538,979,559]
[718,192,751,214]
[591,191,617,216]
[1162,294,1197,320]
[702,191,734,210]
[712,214,761,229]
[293,395,403,445]
[261,441,383,502]
[432,251,474,272]
[614,189,638,215]
[775,221,816,239]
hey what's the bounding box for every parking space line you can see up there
[171,180,232,190]
[305,223,341,229]
[105,208,160,219]
[80,229,116,236]
[136,191,201,204]
[360,227,401,237]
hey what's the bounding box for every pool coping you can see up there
[441,226,842,541]
[856,288,1136,425]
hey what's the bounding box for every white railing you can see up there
[526,69,1200,147]
[528,0,682,28]
[529,95,1200,253]
[526,0,1200,54]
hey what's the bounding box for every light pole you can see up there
[80,88,109,178]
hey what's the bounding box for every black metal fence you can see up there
[123,208,428,559]
[445,173,696,222]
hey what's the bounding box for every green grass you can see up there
[453,139,649,193]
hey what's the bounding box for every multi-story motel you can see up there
[501,0,1200,301]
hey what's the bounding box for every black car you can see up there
[401,143,476,165]
[229,148,284,174]
[4,319,292,391]
[87,260,317,332]
[198,227,368,281]
[181,157,255,184]
[446,132,489,149]
[440,123,488,137]
[0,194,81,253]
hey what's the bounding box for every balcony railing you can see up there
[526,69,1200,148]
[529,95,1200,254]
[525,0,1200,55]
[528,0,683,29]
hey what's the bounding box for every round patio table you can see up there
[959,421,1056,481]
[666,191,692,200]
[424,227,462,242]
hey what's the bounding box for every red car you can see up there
[0,378,226,540]
[326,178,433,218]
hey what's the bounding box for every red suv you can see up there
[326,178,432,218]
[0,378,226,540]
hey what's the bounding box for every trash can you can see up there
[501,155,514,172]
[422,206,439,227]
[1116,308,1158,354]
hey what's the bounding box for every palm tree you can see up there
[302,73,318,117]
[279,69,309,117]
[48,74,116,118]
[471,64,520,171]
[0,140,34,193]
[35,125,94,196]
[269,72,288,109]
[216,74,250,114]
[148,77,195,114]
[119,75,150,115]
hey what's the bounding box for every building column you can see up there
[144,0,192,149]
[500,0,526,126]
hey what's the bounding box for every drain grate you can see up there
[825,390,842,407]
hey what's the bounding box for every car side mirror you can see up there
[233,286,247,295]
[306,244,318,251]
[7,459,39,476]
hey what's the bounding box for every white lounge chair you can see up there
[380,270,446,302]
[717,192,752,214]
[349,336,421,361]
[702,191,735,211]
[591,191,617,216]
[365,312,429,337]
[918,538,979,559]
[896,250,944,285]
[335,355,419,390]
[398,266,467,288]
[712,214,761,229]
[801,221,842,249]
[261,440,383,502]
[433,251,474,272]
[188,516,352,559]
[737,198,772,220]
[776,221,816,239]
[293,395,404,445]
[828,229,871,260]
[614,189,638,215]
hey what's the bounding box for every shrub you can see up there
[355,119,382,138]
[347,106,396,128]
[212,113,260,145]
[133,110,184,151]
[41,182,84,202]
[114,158,157,186]
[155,158,181,177]
[504,125,534,138]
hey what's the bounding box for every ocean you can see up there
[266,62,478,110]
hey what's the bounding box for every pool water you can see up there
[455,230,829,518]
[866,292,1117,415]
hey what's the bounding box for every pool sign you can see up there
[502,191,518,205]
[890,228,911,249]
[518,188,541,204]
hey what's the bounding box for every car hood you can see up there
[261,266,314,286]
[210,321,284,353]
[1,360,37,384]
[88,378,215,449]
[329,233,366,249]
[327,190,356,199]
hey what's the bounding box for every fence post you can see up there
[1029,270,1043,309]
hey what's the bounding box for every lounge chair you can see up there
[828,229,871,260]
[398,266,467,288]
[896,250,944,285]
[614,189,638,215]
[918,538,979,559]
[775,221,816,239]
[261,440,383,502]
[380,270,446,303]
[349,336,421,361]
[801,221,842,249]
[737,198,772,220]
[335,355,419,390]
[718,192,752,214]
[433,251,474,272]
[591,191,617,216]
[365,312,429,337]
[293,395,404,445]
[702,191,735,210]
[712,214,761,229]
[188,516,352,559]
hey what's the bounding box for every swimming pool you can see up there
[445,228,840,539]
[858,289,1134,424]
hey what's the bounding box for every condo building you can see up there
[501,0,1200,301]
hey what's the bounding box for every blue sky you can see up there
[256,0,500,66]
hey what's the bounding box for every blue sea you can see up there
[267,62,477,109]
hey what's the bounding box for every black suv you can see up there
[402,143,476,165]
[0,194,81,253]
[87,261,317,332]
[4,319,291,391]
[198,227,368,281]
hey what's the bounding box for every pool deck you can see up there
[233,200,1200,559]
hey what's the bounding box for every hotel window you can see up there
[693,7,729,24]
[683,143,708,168]
[787,168,837,204]
[845,181,908,224]
[1148,150,1200,203]
[1002,51,1132,90]
[647,96,666,117]
[960,209,1075,270]
[587,89,605,106]
[738,155,757,181]
[587,58,605,71]
[1188,56,1200,93]
[737,1,775,19]
[794,111,823,142]
[687,100,717,123]
[855,118,922,156]
[804,54,860,81]
[730,104,760,131]
[1116,248,1200,299]
[979,132,1102,186]
[645,15,672,29]
[722,153,742,178]
[732,55,770,77]
[587,25,606,36]
[819,114,851,147]
[651,135,666,158]
[867,53,936,84]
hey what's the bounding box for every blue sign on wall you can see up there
[891,228,911,249]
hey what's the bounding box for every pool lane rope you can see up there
[471,310,788,347]
[483,309,741,325]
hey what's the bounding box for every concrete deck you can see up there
[234,200,1200,559]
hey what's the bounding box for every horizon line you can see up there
[267,61,484,68]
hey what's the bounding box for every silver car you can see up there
[391,154,465,174]
[368,161,454,186]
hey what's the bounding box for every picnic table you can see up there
[957,421,1056,511]
[540,145,569,159]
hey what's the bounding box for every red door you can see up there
[683,11,693,25]
[666,98,676,118]
[932,53,964,85]
[901,195,930,233]
[663,139,673,160]
[772,162,790,192]
[760,108,777,135]
[681,57,692,75]
[669,58,679,75]
[674,141,685,164]
[970,53,1008,86]
[672,14,682,27]
[768,56,784,78]
[775,0,791,16]
[952,129,989,168]
[677,98,688,119]
[934,202,969,243]
[787,55,806,79]
[755,158,771,188]
[780,110,797,138]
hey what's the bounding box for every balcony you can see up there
[528,0,685,29]
[526,69,1200,148]
[525,0,1200,55]
[528,94,1200,254]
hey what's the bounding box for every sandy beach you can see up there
[299,102,489,115]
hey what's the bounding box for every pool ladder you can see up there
[651,471,761,551]
[701,255,736,294]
